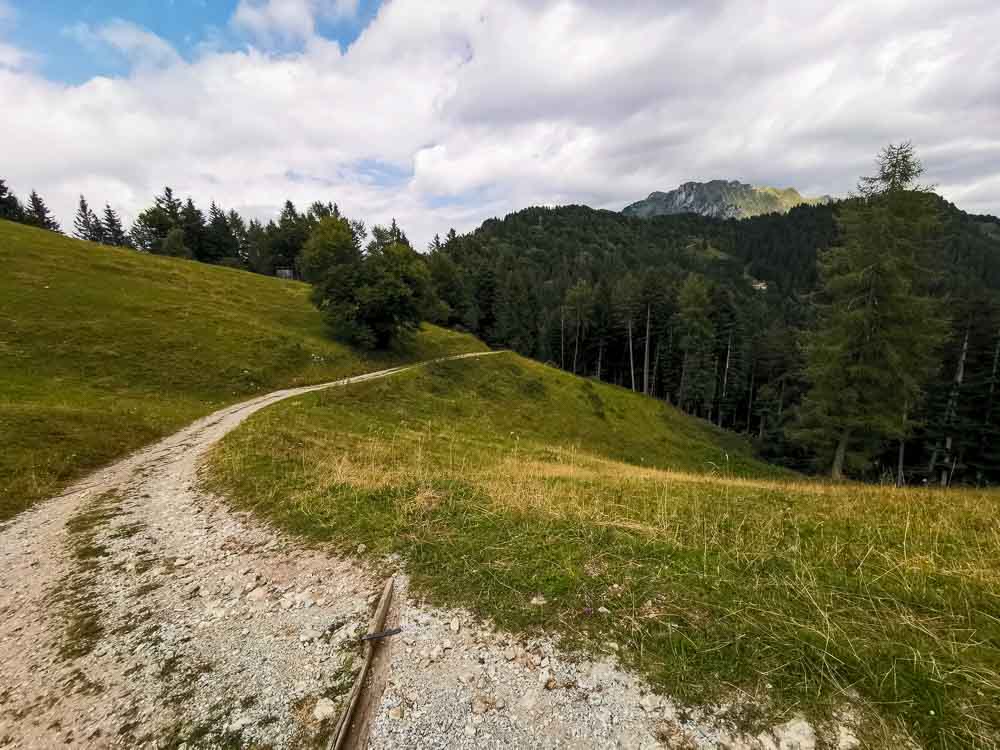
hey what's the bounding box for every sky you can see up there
[1,0,998,246]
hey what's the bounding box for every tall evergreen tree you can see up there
[25,191,61,232]
[798,144,947,479]
[73,195,104,243]
[203,202,239,263]
[227,210,249,265]
[130,205,173,253]
[0,179,25,222]
[102,205,129,247]
[155,187,182,224]
[675,274,715,416]
[180,198,207,261]
[270,200,308,269]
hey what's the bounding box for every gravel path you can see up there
[0,353,854,749]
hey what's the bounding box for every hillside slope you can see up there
[0,220,485,520]
[209,352,1000,748]
[622,179,831,219]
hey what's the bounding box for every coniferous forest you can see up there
[5,144,1000,484]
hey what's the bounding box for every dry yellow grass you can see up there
[208,353,1000,748]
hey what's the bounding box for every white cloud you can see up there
[1,0,998,246]
[64,19,181,69]
[0,40,27,69]
[232,0,360,44]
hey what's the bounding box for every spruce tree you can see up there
[180,198,206,261]
[798,144,947,479]
[227,210,249,264]
[102,205,128,246]
[26,190,61,232]
[0,179,25,222]
[203,202,239,263]
[155,187,182,224]
[130,205,173,253]
[675,274,715,416]
[73,195,104,242]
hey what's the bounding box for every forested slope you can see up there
[426,197,1000,481]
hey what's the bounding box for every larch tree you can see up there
[798,143,947,479]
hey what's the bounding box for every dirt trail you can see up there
[0,354,492,748]
[0,351,849,749]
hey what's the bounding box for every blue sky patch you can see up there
[4,0,382,83]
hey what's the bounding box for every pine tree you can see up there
[798,143,947,479]
[675,274,715,416]
[155,187,182,224]
[102,205,128,246]
[26,190,61,232]
[0,179,25,222]
[73,195,104,243]
[130,206,173,253]
[203,202,240,263]
[270,200,308,269]
[180,198,206,261]
[227,210,249,264]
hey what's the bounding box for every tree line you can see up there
[421,144,1000,485]
[4,143,999,484]
[0,179,350,276]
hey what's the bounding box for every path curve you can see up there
[0,353,496,748]
[0,350,844,750]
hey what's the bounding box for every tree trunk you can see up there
[777,376,785,422]
[758,413,765,441]
[596,340,603,381]
[831,429,851,480]
[651,341,661,399]
[932,323,969,478]
[643,304,651,396]
[677,351,689,408]
[745,363,756,434]
[627,318,636,392]
[560,307,565,370]
[896,403,908,487]
[718,330,732,427]
[989,331,1000,421]
[572,312,581,374]
[978,331,1000,474]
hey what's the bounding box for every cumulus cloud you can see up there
[232,0,360,44]
[0,0,997,247]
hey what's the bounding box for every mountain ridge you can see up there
[622,179,833,220]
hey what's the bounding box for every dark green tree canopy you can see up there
[304,216,430,349]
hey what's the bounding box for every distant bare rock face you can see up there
[622,179,832,220]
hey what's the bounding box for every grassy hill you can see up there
[209,353,1000,748]
[0,220,485,520]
